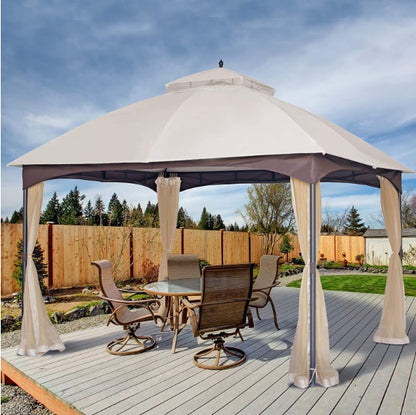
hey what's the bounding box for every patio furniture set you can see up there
[91,254,282,370]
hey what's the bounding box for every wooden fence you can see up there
[1,224,364,296]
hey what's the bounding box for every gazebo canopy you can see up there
[9,67,411,190]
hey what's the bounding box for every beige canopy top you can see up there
[9,67,412,191]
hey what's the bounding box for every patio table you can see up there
[143,278,201,353]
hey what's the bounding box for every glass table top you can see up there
[143,278,201,296]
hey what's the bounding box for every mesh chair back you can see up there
[253,255,280,294]
[199,264,254,334]
[93,259,132,324]
[167,254,200,280]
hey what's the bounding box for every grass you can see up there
[287,274,416,297]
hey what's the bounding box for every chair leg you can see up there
[161,297,172,332]
[255,307,261,320]
[269,299,280,330]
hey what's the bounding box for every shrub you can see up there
[403,244,416,266]
[12,239,48,296]
[355,254,365,266]
[141,258,159,283]
[292,256,305,265]
[199,259,210,272]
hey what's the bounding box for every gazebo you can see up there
[9,64,412,388]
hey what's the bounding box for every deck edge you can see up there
[1,357,83,415]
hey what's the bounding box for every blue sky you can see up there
[2,0,416,226]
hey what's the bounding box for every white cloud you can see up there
[257,15,416,135]
[25,113,75,130]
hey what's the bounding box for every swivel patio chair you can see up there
[249,255,282,330]
[91,260,162,355]
[183,263,254,370]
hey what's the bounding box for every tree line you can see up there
[4,185,416,242]
[3,186,247,231]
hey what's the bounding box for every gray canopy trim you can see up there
[22,153,402,192]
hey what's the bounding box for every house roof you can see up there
[363,228,416,238]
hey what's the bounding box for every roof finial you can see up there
[218,59,223,68]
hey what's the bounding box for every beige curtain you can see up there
[156,176,181,282]
[373,177,409,344]
[288,178,339,388]
[18,183,65,356]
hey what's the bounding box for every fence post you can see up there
[181,227,185,254]
[248,231,251,262]
[333,235,337,262]
[129,229,134,279]
[220,229,224,265]
[47,222,54,288]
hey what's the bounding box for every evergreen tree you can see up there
[42,192,61,223]
[121,200,130,225]
[177,207,195,228]
[93,197,108,226]
[199,207,210,230]
[213,214,225,230]
[279,233,294,262]
[13,239,48,295]
[59,186,85,225]
[107,193,119,215]
[343,206,367,235]
[144,201,159,227]
[130,203,144,227]
[108,193,123,226]
[84,200,95,225]
[10,207,24,223]
[3,217,10,223]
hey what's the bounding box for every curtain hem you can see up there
[373,334,410,345]
[17,343,65,357]
[316,373,340,388]
[288,374,309,389]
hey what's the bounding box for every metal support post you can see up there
[309,183,316,385]
[22,188,28,317]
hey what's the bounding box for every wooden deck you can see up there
[2,287,416,415]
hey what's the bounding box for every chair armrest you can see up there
[119,289,147,294]
[182,298,201,309]
[252,281,281,291]
[98,295,160,307]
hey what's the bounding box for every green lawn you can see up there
[286,274,416,297]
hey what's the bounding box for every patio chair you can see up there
[183,263,254,370]
[165,254,201,327]
[91,260,162,355]
[249,255,282,330]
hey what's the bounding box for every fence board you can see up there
[1,224,22,295]
[223,231,249,264]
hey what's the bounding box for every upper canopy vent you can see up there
[165,67,276,96]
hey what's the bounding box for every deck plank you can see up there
[1,287,415,415]
[108,289,352,414]
[175,291,366,415]
[79,292,299,414]
[238,292,385,415]
[363,297,416,415]
[270,292,384,415]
